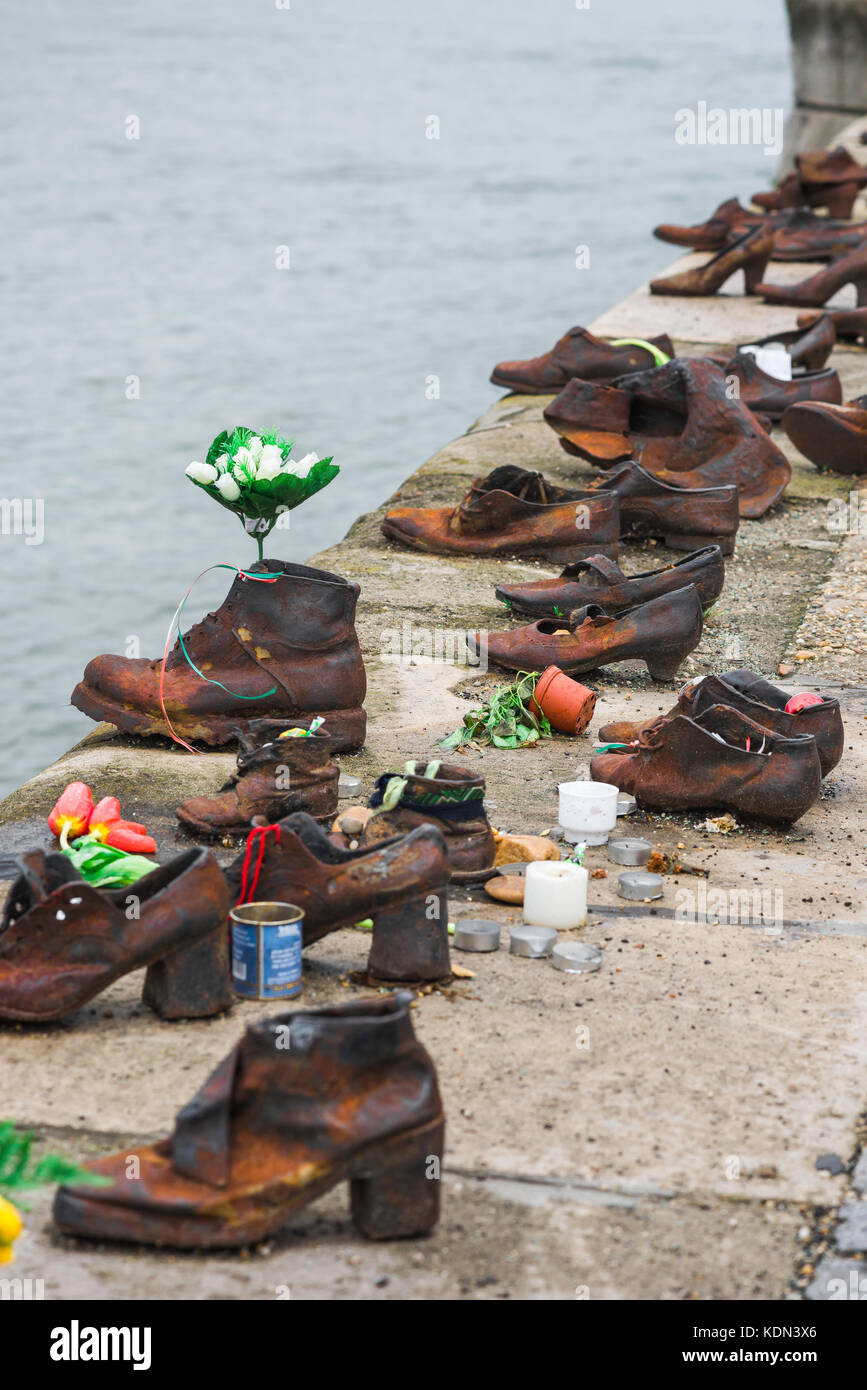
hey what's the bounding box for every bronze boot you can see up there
[545,361,790,519]
[360,761,496,883]
[782,395,867,476]
[480,585,704,682]
[381,466,620,562]
[224,813,452,982]
[494,545,725,620]
[176,718,340,838]
[590,703,822,824]
[54,992,445,1249]
[490,326,673,393]
[71,560,367,752]
[0,848,233,1023]
[598,668,844,777]
[650,224,775,297]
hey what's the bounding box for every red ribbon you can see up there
[236,824,282,905]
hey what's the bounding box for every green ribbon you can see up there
[609,338,671,367]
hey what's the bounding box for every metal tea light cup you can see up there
[229,901,304,1000]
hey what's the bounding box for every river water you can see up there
[1,0,791,796]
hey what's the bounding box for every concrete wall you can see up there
[783,0,867,163]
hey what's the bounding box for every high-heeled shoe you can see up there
[476,585,704,683]
[756,242,867,308]
[54,992,445,1248]
[494,545,725,620]
[771,214,867,263]
[723,354,842,422]
[224,813,452,982]
[0,848,233,1023]
[704,314,836,372]
[650,224,775,297]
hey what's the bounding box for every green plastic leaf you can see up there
[0,1122,111,1203]
[61,835,155,888]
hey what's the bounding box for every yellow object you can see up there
[0,1196,23,1262]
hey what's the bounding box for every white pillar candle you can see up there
[523,861,588,931]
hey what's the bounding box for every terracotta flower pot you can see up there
[530,666,596,736]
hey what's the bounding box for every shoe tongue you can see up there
[569,603,610,628]
[561,555,625,586]
[719,667,784,711]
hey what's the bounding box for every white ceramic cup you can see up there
[558,780,619,846]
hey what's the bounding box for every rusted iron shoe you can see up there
[490,326,674,394]
[495,546,724,621]
[381,465,619,563]
[753,148,867,219]
[578,461,739,553]
[54,992,445,1249]
[0,848,233,1023]
[705,315,836,373]
[771,214,867,263]
[359,762,496,884]
[798,307,867,347]
[597,668,844,777]
[479,585,703,683]
[590,704,822,825]
[723,353,842,423]
[756,242,867,308]
[653,198,765,251]
[649,224,775,297]
[545,359,790,519]
[224,813,451,982]
[175,718,339,838]
[71,560,367,752]
[782,395,867,476]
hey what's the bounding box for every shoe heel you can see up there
[367,885,451,982]
[664,531,736,557]
[822,182,859,219]
[142,925,234,1020]
[350,1118,445,1240]
[646,649,690,682]
[743,252,771,295]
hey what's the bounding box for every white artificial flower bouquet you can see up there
[186,427,338,559]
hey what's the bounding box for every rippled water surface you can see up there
[1,0,790,795]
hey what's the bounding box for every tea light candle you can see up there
[523,860,588,930]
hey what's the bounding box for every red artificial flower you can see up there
[47,783,94,846]
[88,797,156,854]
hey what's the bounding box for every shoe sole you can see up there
[54,1115,445,1249]
[70,683,367,753]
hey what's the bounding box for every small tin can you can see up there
[509,925,558,958]
[230,901,304,1000]
[453,919,501,952]
[607,837,652,867]
[551,942,603,974]
[618,871,664,901]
